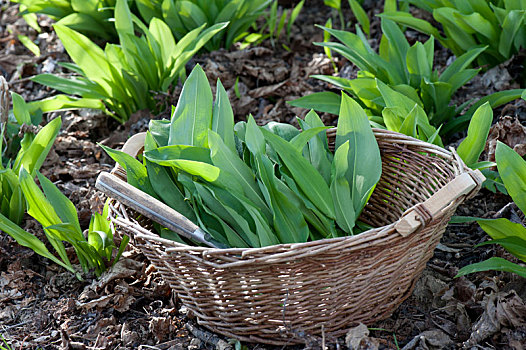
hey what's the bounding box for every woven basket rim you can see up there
[107,128,478,261]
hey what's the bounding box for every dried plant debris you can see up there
[463,290,526,347]
[486,115,526,162]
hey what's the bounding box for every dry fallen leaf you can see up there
[485,115,526,164]
[345,323,379,350]
[464,290,526,347]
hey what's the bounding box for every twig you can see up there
[185,322,231,349]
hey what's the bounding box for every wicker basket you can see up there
[99,129,484,345]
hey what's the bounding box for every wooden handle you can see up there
[96,172,225,248]
[110,132,147,180]
[394,169,485,236]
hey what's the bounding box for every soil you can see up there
[1,1,526,349]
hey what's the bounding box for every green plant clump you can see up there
[13,0,275,51]
[104,65,383,248]
[29,0,227,123]
[0,171,129,279]
[381,0,526,68]
[0,89,61,225]
[157,0,272,51]
[456,142,526,278]
[289,19,525,140]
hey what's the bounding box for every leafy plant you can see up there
[457,142,526,278]
[324,0,372,35]
[13,0,273,51]
[289,19,525,139]
[240,0,304,50]
[12,0,117,40]
[104,65,382,248]
[0,171,128,279]
[381,0,526,68]
[161,0,273,51]
[0,92,61,225]
[29,0,227,123]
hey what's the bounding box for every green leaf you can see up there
[495,141,526,214]
[100,145,158,198]
[336,93,382,222]
[379,11,443,40]
[439,46,486,84]
[264,122,300,141]
[457,102,492,166]
[0,212,76,274]
[208,130,270,219]
[261,128,335,218]
[287,0,304,40]
[289,126,330,153]
[212,79,235,151]
[144,144,212,164]
[499,10,525,58]
[330,141,355,234]
[444,89,525,136]
[28,95,106,115]
[348,0,370,35]
[244,116,266,156]
[37,172,81,234]
[13,116,61,176]
[11,92,32,125]
[168,65,213,147]
[301,110,332,184]
[477,218,526,241]
[17,34,40,56]
[456,257,526,278]
[52,24,113,93]
[477,236,526,262]
[18,168,71,267]
[31,74,106,99]
[288,92,341,115]
[115,0,134,37]
[256,155,309,244]
[56,13,113,40]
[406,42,431,78]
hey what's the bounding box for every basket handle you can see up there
[110,132,147,180]
[394,169,485,236]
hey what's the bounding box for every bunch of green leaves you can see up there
[104,65,382,248]
[12,0,117,40]
[0,170,128,279]
[323,0,374,35]
[289,18,525,139]
[13,0,274,51]
[240,0,304,50]
[456,142,526,278]
[1,95,60,225]
[158,0,273,51]
[381,0,526,68]
[29,0,227,123]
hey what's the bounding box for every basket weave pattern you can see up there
[109,129,478,345]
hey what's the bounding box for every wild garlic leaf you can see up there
[457,102,492,166]
[495,141,526,214]
[336,93,381,225]
[256,155,309,244]
[168,64,213,147]
[330,140,355,234]
[212,79,236,152]
[261,127,335,219]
